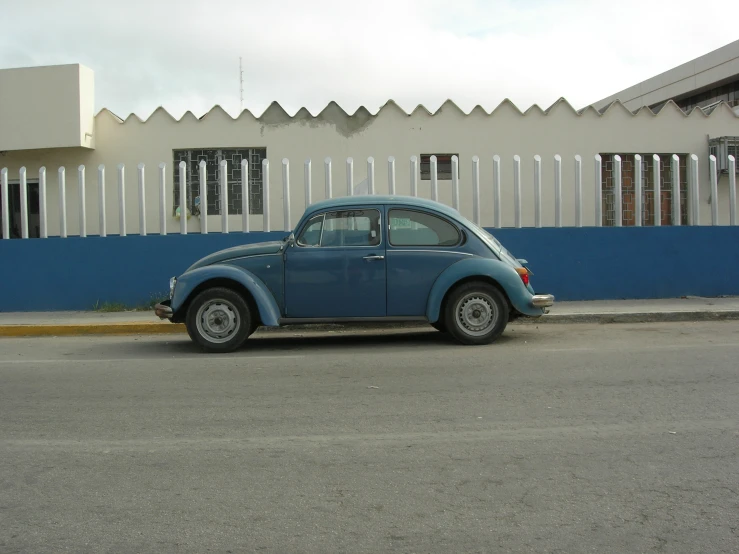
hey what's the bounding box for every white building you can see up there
[1,44,738,238]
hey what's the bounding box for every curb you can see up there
[1,311,738,338]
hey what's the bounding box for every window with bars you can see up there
[172,148,267,216]
[419,154,459,180]
[600,153,689,227]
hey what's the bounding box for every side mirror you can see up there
[286,233,295,247]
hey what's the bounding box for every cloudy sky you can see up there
[2,0,737,119]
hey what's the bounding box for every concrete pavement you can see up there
[0,296,738,337]
[1,321,738,553]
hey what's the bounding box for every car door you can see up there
[385,207,469,317]
[284,207,387,318]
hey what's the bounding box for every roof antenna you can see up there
[239,57,244,112]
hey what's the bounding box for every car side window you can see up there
[389,209,461,247]
[297,209,381,247]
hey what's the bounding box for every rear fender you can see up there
[426,258,542,321]
[171,265,281,326]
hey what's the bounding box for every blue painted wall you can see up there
[1,227,738,311]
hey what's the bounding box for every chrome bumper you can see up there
[531,294,555,309]
[154,302,173,320]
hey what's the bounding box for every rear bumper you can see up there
[531,294,555,311]
[154,300,173,320]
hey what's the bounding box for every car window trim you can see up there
[387,207,462,248]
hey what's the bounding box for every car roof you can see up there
[303,195,467,224]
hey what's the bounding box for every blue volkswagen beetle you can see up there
[154,196,554,352]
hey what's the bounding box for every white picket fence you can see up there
[1,153,737,239]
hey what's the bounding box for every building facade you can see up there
[2,57,738,239]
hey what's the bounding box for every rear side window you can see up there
[389,209,461,247]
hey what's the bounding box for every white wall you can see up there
[2,99,738,236]
[0,64,94,151]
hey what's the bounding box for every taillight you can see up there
[515,267,530,286]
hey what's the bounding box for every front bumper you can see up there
[154,300,173,320]
[531,294,555,311]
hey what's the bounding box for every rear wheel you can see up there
[185,287,252,353]
[444,281,509,345]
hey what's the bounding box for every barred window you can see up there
[599,153,688,227]
[172,148,266,216]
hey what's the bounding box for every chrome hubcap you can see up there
[456,293,497,337]
[195,299,240,343]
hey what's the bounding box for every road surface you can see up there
[1,321,738,553]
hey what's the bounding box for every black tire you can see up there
[444,281,509,345]
[185,287,252,353]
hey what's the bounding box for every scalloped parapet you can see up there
[103,97,739,133]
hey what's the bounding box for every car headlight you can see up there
[169,277,177,299]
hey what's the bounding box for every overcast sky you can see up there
[2,0,737,119]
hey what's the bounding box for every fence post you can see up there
[58,167,67,238]
[729,155,737,226]
[78,165,87,237]
[117,164,126,236]
[367,157,375,195]
[710,154,719,226]
[1,168,8,239]
[138,164,147,236]
[179,161,188,235]
[472,156,480,224]
[410,156,418,197]
[39,166,48,238]
[574,155,582,228]
[689,154,699,226]
[634,155,642,227]
[652,155,661,226]
[345,158,352,197]
[200,160,208,234]
[554,154,562,227]
[324,157,332,199]
[613,155,622,227]
[97,165,106,237]
[158,163,166,236]
[241,158,249,233]
[671,155,681,226]
[594,155,602,227]
[430,155,438,201]
[262,159,270,232]
[388,156,396,195]
[451,155,460,210]
[18,167,28,238]
[513,155,521,228]
[533,155,542,228]
[493,155,501,228]
[305,159,313,204]
[282,158,291,231]
[218,159,227,234]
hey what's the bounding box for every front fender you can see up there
[171,265,281,326]
[426,258,543,322]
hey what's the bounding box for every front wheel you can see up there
[185,287,252,353]
[444,282,509,345]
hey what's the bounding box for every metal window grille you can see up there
[172,148,266,215]
[600,154,688,226]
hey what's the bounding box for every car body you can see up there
[154,195,554,352]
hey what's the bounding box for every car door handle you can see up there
[363,255,385,261]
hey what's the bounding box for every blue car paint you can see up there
[284,243,387,317]
[426,257,543,323]
[171,264,282,326]
[168,195,549,325]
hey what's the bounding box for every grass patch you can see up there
[92,292,168,312]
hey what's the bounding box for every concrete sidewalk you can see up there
[0,297,738,337]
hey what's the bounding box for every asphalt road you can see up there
[1,321,738,553]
